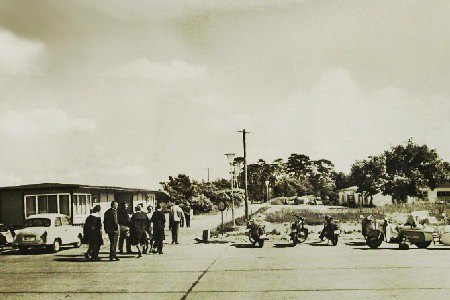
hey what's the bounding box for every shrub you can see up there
[190,195,213,215]
[211,206,269,236]
[270,197,290,205]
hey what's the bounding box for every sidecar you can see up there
[439,225,450,245]
[397,226,435,249]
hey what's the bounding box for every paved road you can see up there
[1,212,449,299]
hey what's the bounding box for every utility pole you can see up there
[205,167,211,183]
[239,129,250,220]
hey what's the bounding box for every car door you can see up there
[53,217,64,244]
[61,216,74,243]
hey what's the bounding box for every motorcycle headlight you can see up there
[40,231,47,243]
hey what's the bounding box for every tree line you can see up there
[160,139,449,208]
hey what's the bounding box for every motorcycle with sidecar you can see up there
[363,217,437,249]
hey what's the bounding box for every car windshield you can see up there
[25,218,51,227]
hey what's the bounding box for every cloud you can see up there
[0,29,45,77]
[112,59,206,82]
[0,172,23,186]
[0,108,96,139]
[249,67,450,172]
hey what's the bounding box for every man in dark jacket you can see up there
[117,202,132,254]
[130,206,150,258]
[183,202,191,228]
[150,204,166,254]
[83,205,103,261]
[104,201,120,261]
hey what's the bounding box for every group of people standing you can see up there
[83,201,166,261]
[83,200,192,261]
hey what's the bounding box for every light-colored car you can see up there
[0,224,15,248]
[14,214,83,253]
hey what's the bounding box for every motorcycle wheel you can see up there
[366,237,383,249]
[258,240,264,248]
[248,235,257,245]
[414,241,432,249]
[399,242,409,250]
[292,234,298,246]
[332,234,339,246]
[297,229,308,244]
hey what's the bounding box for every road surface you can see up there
[1,208,449,299]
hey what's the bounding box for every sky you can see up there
[0,0,449,189]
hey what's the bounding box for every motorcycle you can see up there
[320,217,340,246]
[290,215,309,245]
[247,221,268,248]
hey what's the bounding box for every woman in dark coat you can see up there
[130,206,150,257]
[83,205,103,261]
[150,204,166,254]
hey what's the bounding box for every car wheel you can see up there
[73,235,82,248]
[18,246,28,253]
[414,241,432,249]
[51,239,61,253]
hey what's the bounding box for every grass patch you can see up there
[265,202,449,225]
[265,208,362,225]
[211,206,269,236]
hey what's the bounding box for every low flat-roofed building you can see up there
[427,182,450,203]
[0,183,162,226]
[338,186,393,207]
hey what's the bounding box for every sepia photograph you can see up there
[0,1,449,299]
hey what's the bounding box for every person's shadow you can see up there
[345,241,367,246]
[54,252,136,262]
[231,243,257,248]
[273,243,296,248]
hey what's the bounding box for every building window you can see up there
[348,194,355,202]
[24,193,71,218]
[48,195,58,213]
[37,196,48,214]
[25,196,36,217]
[73,193,92,215]
[59,195,70,216]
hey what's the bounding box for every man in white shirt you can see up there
[169,201,185,244]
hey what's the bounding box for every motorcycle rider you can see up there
[319,215,333,241]
[361,215,373,239]
[248,214,265,236]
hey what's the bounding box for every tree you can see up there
[286,154,311,180]
[159,174,194,202]
[272,158,288,180]
[247,159,276,201]
[308,159,336,200]
[210,189,245,207]
[233,156,245,189]
[272,178,312,197]
[383,139,449,202]
[350,155,386,206]
[333,172,352,191]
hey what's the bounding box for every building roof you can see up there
[0,183,159,193]
[338,186,358,192]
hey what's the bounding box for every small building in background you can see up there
[0,183,162,226]
[338,186,392,207]
[426,182,450,203]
